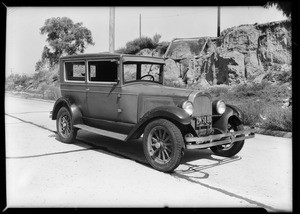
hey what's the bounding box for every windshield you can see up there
[123,62,164,84]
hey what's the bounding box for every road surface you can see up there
[5,94,292,211]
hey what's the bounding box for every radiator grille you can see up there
[193,95,212,117]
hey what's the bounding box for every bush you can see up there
[205,82,292,132]
[206,84,230,97]
[235,100,266,127]
[155,41,170,56]
[44,85,61,100]
[117,37,157,54]
[232,81,269,98]
[262,106,292,132]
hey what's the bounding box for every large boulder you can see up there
[244,50,264,78]
[164,58,183,85]
[221,25,260,53]
[256,20,291,66]
[217,50,245,84]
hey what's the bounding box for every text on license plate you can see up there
[196,115,212,127]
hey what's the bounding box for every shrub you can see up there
[208,81,292,132]
[44,85,61,100]
[262,106,292,132]
[234,100,266,127]
[155,41,170,56]
[152,33,161,44]
[206,84,230,97]
[118,37,157,54]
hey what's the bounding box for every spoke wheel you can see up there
[210,118,244,157]
[58,114,72,138]
[143,119,184,172]
[148,126,173,164]
[56,107,77,144]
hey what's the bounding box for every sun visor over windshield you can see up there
[122,56,165,64]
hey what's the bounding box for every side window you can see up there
[124,64,137,82]
[65,61,85,81]
[88,61,118,82]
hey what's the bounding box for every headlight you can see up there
[214,100,226,114]
[182,101,193,116]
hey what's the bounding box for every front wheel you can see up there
[210,119,244,157]
[143,119,184,172]
[56,107,77,144]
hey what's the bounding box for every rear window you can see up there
[64,61,85,81]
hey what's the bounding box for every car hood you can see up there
[121,82,212,119]
[122,82,193,100]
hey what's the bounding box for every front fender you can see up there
[213,104,243,133]
[125,106,190,141]
[51,96,83,125]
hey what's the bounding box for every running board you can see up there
[74,124,127,141]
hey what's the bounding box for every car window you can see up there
[124,64,137,82]
[123,63,163,83]
[88,60,118,82]
[65,61,85,82]
[141,64,161,81]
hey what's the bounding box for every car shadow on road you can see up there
[175,149,242,178]
[56,130,242,178]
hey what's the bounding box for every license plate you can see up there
[196,115,212,127]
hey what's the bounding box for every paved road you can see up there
[5,94,292,211]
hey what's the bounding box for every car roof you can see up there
[60,52,165,63]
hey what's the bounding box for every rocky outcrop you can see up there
[162,19,291,86]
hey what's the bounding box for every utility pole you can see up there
[109,7,115,53]
[139,14,141,38]
[217,6,221,37]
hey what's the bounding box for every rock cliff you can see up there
[142,19,291,86]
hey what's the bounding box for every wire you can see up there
[142,11,208,19]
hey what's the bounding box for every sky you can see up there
[5,6,288,77]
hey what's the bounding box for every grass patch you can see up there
[205,82,292,132]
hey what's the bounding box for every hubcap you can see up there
[155,142,161,149]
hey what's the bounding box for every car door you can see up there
[85,59,120,122]
[61,60,88,116]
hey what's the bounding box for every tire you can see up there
[210,119,244,157]
[56,107,77,144]
[143,119,184,172]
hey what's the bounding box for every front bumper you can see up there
[185,128,255,149]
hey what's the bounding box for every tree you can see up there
[153,33,162,44]
[39,17,95,66]
[264,1,291,18]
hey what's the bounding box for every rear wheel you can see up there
[56,107,77,143]
[210,119,244,157]
[143,119,184,172]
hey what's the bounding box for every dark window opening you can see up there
[88,61,118,82]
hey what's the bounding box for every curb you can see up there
[254,128,292,139]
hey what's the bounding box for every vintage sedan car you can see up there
[50,53,255,172]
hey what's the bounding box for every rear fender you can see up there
[125,106,191,141]
[51,96,83,125]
